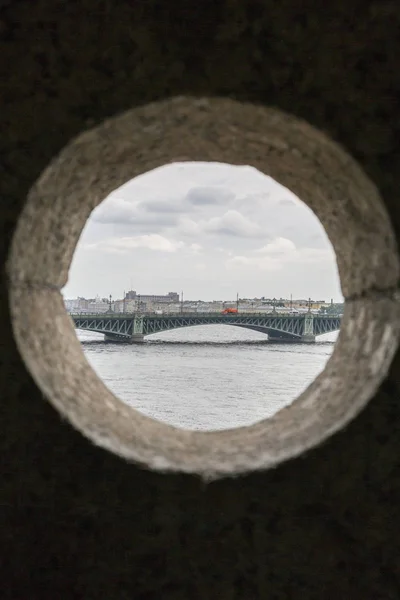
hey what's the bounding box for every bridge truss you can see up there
[72,315,135,337]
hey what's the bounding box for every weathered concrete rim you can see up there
[6,96,400,478]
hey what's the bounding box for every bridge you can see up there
[70,312,342,343]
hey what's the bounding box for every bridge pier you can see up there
[104,333,144,343]
[104,333,128,343]
[268,335,316,343]
[268,335,296,343]
[300,313,316,343]
[129,334,145,344]
[300,335,316,343]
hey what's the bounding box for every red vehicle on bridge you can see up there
[222,308,238,314]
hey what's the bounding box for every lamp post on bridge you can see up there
[109,294,112,313]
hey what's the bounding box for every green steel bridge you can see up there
[70,312,342,343]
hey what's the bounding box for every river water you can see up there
[77,326,338,431]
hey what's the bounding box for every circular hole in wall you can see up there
[7,97,400,478]
[63,161,343,431]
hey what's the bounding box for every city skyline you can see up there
[65,293,343,319]
[65,291,337,303]
[63,162,343,302]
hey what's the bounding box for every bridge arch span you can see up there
[230,323,301,341]
[143,319,301,341]
[143,321,301,341]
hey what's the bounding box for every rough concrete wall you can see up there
[1,1,400,598]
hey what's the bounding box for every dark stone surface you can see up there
[1,0,399,597]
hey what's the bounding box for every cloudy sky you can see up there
[63,162,342,302]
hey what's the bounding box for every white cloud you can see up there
[186,186,235,206]
[227,254,281,271]
[255,237,296,255]
[177,217,202,236]
[85,234,184,253]
[92,197,136,224]
[141,199,188,214]
[204,210,264,238]
[91,197,179,230]
[292,247,334,264]
[227,237,335,271]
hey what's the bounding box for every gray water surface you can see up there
[78,326,338,431]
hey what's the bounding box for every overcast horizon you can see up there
[63,161,343,302]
